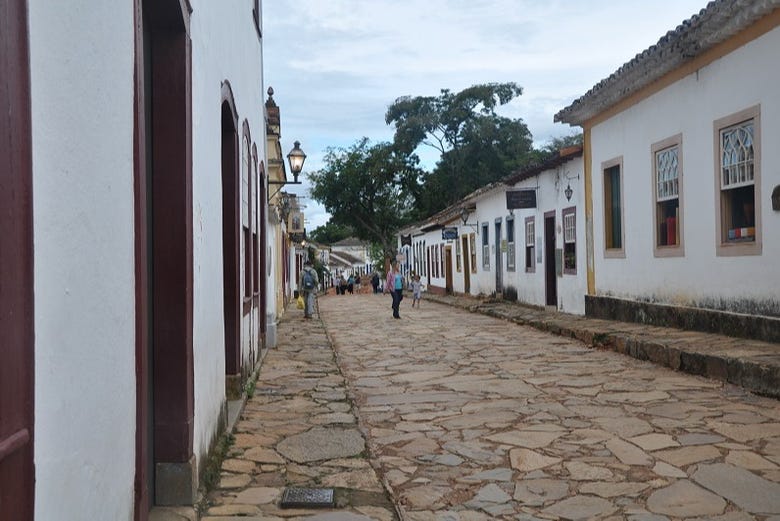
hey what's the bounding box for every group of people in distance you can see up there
[300,261,424,321]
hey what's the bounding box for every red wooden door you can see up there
[0,0,35,518]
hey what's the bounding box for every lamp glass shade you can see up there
[287,140,307,177]
[460,208,470,224]
[564,183,573,201]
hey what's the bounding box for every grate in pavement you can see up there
[280,487,335,509]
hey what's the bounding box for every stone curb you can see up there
[425,294,780,400]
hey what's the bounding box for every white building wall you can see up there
[590,26,780,310]
[190,0,266,467]
[509,158,587,314]
[29,1,137,519]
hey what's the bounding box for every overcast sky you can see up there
[263,0,708,230]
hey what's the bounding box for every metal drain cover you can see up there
[280,487,335,508]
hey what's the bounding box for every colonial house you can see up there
[555,0,780,339]
[1,1,273,519]
[400,146,587,313]
[330,237,374,276]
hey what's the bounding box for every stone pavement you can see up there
[424,293,780,400]
[201,299,399,521]
[320,292,780,520]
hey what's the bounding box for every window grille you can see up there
[656,146,679,201]
[721,121,754,190]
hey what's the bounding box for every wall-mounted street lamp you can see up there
[269,140,306,200]
[459,207,479,235]
[563,172,580,202]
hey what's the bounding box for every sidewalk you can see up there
[200,301,399,521]
[423,292,780,399]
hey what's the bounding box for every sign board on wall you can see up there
[441,227,458,240]
[506,189,537,209]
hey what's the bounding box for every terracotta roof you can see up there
[332,237,366,247]
[503,145,583,185]
[555,0,780,126]
[405,146,583,233]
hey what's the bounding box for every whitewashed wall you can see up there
[590,26,780,310]
[29,1,137,519]
[508,158,587,314]
[190,0,266,468]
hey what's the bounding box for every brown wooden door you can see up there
[461,236,470,293]
[544,212,557,306]
[444,247,453,293]
[0,0,35,518]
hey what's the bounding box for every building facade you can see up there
[556,0,780,327]
[1,1,270,519]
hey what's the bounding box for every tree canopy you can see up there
[308,221,353,245]
[386,83,535,215]
[307,138,422,260]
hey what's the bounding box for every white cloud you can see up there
[264,0,708,230]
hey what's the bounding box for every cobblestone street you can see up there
[200,292,780,521]
[320,293,780,520]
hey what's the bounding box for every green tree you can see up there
[386,82,534,214]
[308,138,422,261]
[308,221,353,245]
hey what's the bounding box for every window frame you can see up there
[469,233,477,274]
[562,206,577,275]
[524,216,535,273]
[651,135,684,257]
[714,105,762,257]
[481,223,490,270]
[455,236,462,272]
[506,215,515,271]
[602,156,626,258]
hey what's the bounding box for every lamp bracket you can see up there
[268,180,302,201]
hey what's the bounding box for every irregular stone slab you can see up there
[473,483,511,503]
[457,467,513,483]
[676,432,725,446]
[276,427,365,463]
[400,485,447,509]
[654,445,721,467]
[606,438,653,466]
[542,495,616,519]
[710,423,780,443]
[233,486,280,505]
[243,447,285,464]
[647,480,726,517]
[218,473,252,489]
[222,458,256,473]
[311,412,356,425]
[206,504,261,516]
[397,436,439,458]
[443,441,504,465]
[509,448,562,472]
[629,433,679,451]
[565,461,614,480]
[513,479,569,506]
[320,469,384,492]
[484,430,563,449]
[595,417,654,438]
[693,463,780,514]
[652,462,686,478]
[726,450,779,470]
[599,391,670,403]
[579,481,649,498]
[302,513,374,521]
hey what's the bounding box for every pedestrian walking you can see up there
[385,261,404,319]
[411,274,422,308]
[371,272,380,294]
[347,274,355,295]
[298,260,319,319]
[354,273,362,293]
